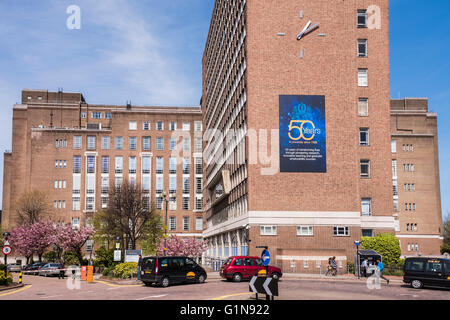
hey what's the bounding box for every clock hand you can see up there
[297,22,320,40]
[297,21,311,40]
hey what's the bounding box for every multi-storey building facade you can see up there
[2,89,204,241]
[201,0,399,272]
[390,98,443,256]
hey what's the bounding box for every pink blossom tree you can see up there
[54,225,94,264]
[156,235,207,259]
[9,221,55,263]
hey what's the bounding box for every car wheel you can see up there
[411,280,423,289]
[197,274,206,284]
[272,272,280,280]
[232,273,242,282]
[161,277,170,288]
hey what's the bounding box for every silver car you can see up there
[39,263,62,277]
[6,263,22,273]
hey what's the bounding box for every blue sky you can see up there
[0,1,448,220]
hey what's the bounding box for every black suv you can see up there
[140,256,207,288]
[403,257,450,289]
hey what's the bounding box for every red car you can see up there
[220,256,282,282]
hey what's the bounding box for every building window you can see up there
[362,229,374,237]
[182,197,190,210]
[129,137,137,150]
[393,199,399,212]
[115,136,123,150]
[92,112,102,119]
[169,157,177,174]
[183,137,190,151]
[102,136,110,150]
[73,156,81,173]
[391,140,397,153]
[142,156,151,174]
[72,197,81,211]
[129,121,137,130]
[195,158,202,175]
[183,178,190,194]
[359,128,369,146]
[143,121,150,130]
[115,156,123,174]
[361,198,372,216]
[169,122,177,131]
[260,226,277,236]
[358,39,368,57]
[297,226,313,236]
[360,160,370,178]
[156,157,164,174]
[182,122,190,131]
[169,197,176,210]
[73,136,82,150]
[195,217,203,231]
[358,98,369,116]
[142,176,150,193]
[129,157,137,174]
[195,177,202,194]
[169,217,176,231]
[156,121,164,131]
[156,196,163,210]
[81,112,87,119]
[156,176,163,194]
[358,69,368,87]
[333,226,350,236]
[156,137,164,150]
[87,136,96,150]
[105,112,112,119]
[87,156,96,174]
[357,9,367,28]
[195,197,203,211]
[183,158,190,174]
[142,137,151,151]
[170,138,177,151]
[183,217,190,231]
[169,176,177,194]
[101,197,108,209]
[194,138,202,152]
[194,121,202,132]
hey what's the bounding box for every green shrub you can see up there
[0,270,13,286]
[361,233,401,266]
[102,266,114,277]
[63,251,81,266]
[94,247,115,268]
[43,251,58,262]
[441,242,450,254]
[113,262,138,279]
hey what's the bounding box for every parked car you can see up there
[403,257,450,289]
[22,264,34,271]
[28,262,47,275]
[140,256,207,288]
[220,256,283,282]
[39,263,62,277]
[6,263,22,273]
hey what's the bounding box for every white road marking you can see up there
[107,287,122,290]
[41,295,63,299]
[135,294,168,300]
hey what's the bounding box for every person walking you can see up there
[137,255,143,281]
[325,258,332,276]
[331,257,337,276]
[361,258,368,277]
[58,261,65,279]
[376,259,389,285]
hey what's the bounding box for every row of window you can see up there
[407,243,419,252]
[168,216,203,231]
[53,200,66,209]
[405,203,416,211]
[406,223,418,232]
[259,226,374,237]
[55,160,67,169]
[391,141,416,153]
[54,180,67,189]
[404,184,415,192]
[127,121,202,132]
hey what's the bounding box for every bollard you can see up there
[19,272,23,284]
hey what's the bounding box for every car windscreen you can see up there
[223,258,233,266]
[142,258,155,270]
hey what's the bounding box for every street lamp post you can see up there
[354,240,361,279]
[162,192,169,254]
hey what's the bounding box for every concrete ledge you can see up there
[0,283,24,292]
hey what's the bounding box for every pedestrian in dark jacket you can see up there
[137,255,142,281]
[331,257,337,276]
[58,262,65,279]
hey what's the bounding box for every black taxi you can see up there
[403,257,450,289]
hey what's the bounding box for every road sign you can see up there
[2,246,12,255]
[114,250,121,262]
[125,250,142,263]
[261,249,271,266]
[249,276,278,297]
[85,240,94,252]
[4,240,9,246]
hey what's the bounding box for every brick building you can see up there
[390,98,444,257]
[2,89,204,243]
[200,0,442,272]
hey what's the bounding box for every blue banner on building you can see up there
[279,95,326,173]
